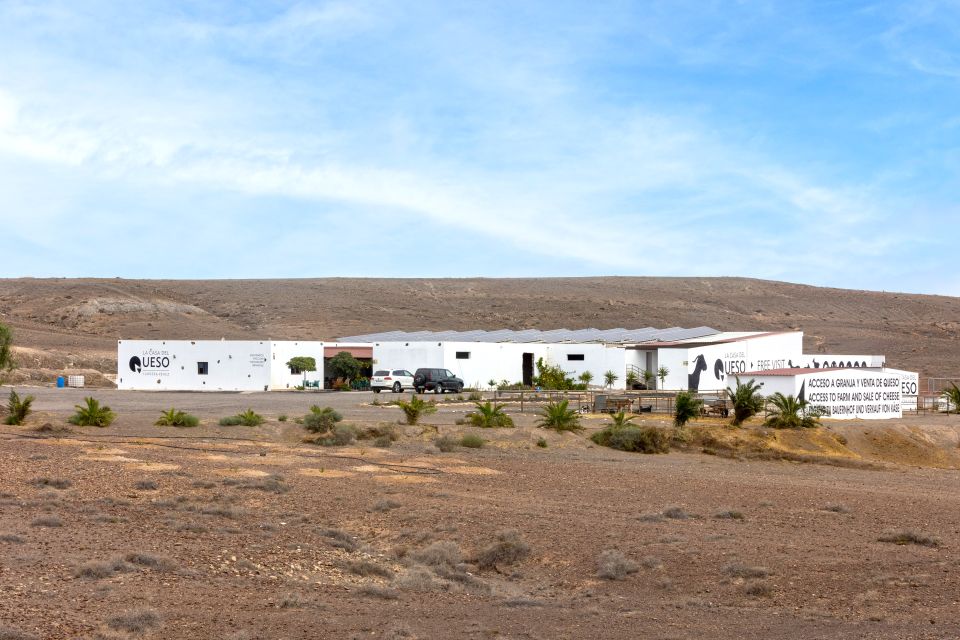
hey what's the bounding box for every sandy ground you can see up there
[1,388,960,639]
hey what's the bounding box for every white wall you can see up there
[269,341,326,390]
[796,355,885,369]
[118,340,272,391]
[678,332,804,392]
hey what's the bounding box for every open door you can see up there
[522,353,534,387]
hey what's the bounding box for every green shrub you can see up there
[460,434,485,448]
[764,393,821,429]
[536,437,548,448]
[155,408,199,427]
[396,396,437,425]
[467,391,483,402]
[729,377,764,426]
[328,351,363,383]
[308,423,360,447]
[303,406,342,433]
[278,414,288,422]
[673,392,701,428]
[434,435,458,452]
[0,322,14,381]
[218,416,242,426]
[590,424,670,454]
[68,397,115,427]
[5,390,34,425]
[533,358,577,390]
[941,382,960,414]
[467,401,514,428]
[535,400,582,433]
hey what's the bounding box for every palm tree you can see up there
[68,397,116,427]
[536,400,582,432]
[625,370,639,389]
[657,366,669,389]
[608,409,638,429]
[728,377,764,426]
[673,391,702,428]
[578,371,594,387]
[396,395,438,425]
[603,370,619,389]
[468,401,514,428]
[643,370,655,389]
[764,392,820,429]
[941,382,960,414]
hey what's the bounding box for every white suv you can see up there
[371,369,415,393]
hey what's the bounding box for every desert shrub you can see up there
[30,516,63,527]
[4,390,34,426]
[673,392,701,428]
[764,392,821,429]
[473,530,530,570]
[75,558,135,579]
[0,534,25,543]
[303,406,342,433]
[341,559,394,578]
[155,408,199,427]
[878,529,941,547]
[460,434,485,448]
[822,503,850,513]
[321,528,359,551]
[237,409,264,426]
[536,437,547,448]
[722,563,771,579]
[236,474,289,494]
[278,414,288,422]
[372,499,402,512]
[393,565,447,592]
[941,382,960,414]
[467,401,514,428]
[29,477,72,490]
[218,416,242,426]
[467,391,483,402]
[662,506,693,520]
[536,400,582,433]
[597,549,638,580]
[408,541,462,568]
[357,424,399,442]
[124,552,177,571]
[105,608,161,634]
[729,377,764,426]
[434,435,458,452]
[0,323,14,381]
[134,480,158,491]
[396,396,437,425]
[0,627,36,640]
[310,423,359,446]
[358,584,400,600]
[714,509,745,520]
[68,397,115,427]
[641,556,663,569]
[590,423,670,454]
[744,581,773,597]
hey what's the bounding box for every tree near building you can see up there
[657,366,669,389]
[578,371,594,387]
[728,377,765,426]
[0,323,14,383]
[286,356,317,385]
[328,351,362,383]
[603,370,619,388]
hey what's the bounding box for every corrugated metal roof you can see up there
[338,326,720,344]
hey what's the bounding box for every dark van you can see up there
[413,368,464,394]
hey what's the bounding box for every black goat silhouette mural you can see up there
[688,354,708,391]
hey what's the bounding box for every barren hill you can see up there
[1,277,959,383]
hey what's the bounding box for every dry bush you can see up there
[0,626,39,640]
[878,530,941,548]
[105,608,161,634]
[637,513,665,523]
[134,480,158,491]
[393,566,449,592]
[822,504,851,513]
[236,474,289,494]
[30,516,63,528]
[722,563,771,579]
[641,556,663,570]
[371,499,402,512]
[358,584,400,600]
[408,541,462,568]
[341,559,394,579]
[191,480,217,489]
[434,435,458,452]
[321,528,359,552]
[29,477,72,490]
[75,559,134,579]
[713,510,745,520]
[200,505,245,519]
[124,552,177,571]
[0,533,25,543]
[662,507,694,520]
[597,549,639,580]
[744,581,773,597]
[175,522,208,534]
[473,530,530,570]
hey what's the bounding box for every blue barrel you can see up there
[56,376,65,388]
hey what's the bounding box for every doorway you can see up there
[522,353,534,387]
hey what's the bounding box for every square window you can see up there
[567,354,585,361]
[455,352,470,359]
[197,362,209,375]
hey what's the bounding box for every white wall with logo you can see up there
[679,332,804,392]
[118,340,272,391]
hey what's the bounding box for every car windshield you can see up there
[374,370,389,376]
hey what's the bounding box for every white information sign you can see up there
[802,371,902,420]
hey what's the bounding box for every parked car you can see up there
[413,368,464,394]
[371,369,415,393]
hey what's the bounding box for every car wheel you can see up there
[456,384,463,393]
[415,387,423,394]
[373,388,381,394]
[434,385,442,394]
[392,382,401,393]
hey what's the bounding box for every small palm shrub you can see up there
[603,370,618,388]
[396,396,437,425]
[155,408,199,427]
[68,397,116,427]
[5,390,34,425]
[219,409,264,427]
[729,377,764,426]
[303,406,342,433]
[673,392,702,428]
[536,400,582,433]
[467,401,514,428]
[590,412,670,454]
[941,382,960,414]
[764,393,820,429]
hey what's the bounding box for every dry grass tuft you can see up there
[662,507,694,520]
[371,498,402,512]
[124,552,177,571]
[744,581,774,597]
[236,474,289,494]
[29,477,72,490]
[641,556,663,570]
[134,480,159,491]
[713,510,745,520]
[0,626,39,640]
[30,516,63,528]
[358,584,400,600]
[75,559,134,579]
[597,549,639,580]
[105,608,161,634]
[723,563,771,579]
[408,541,462,569]
[321,528,359,552]
[341,559,394,579]
[0,533,25,544]
[822,504,850,513]
[473,530,530,570]
[878,530,941,548]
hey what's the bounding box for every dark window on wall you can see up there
[197,362,209,375]
[289,365,301,375]
[455,352,471,359]
[567,354,585,361]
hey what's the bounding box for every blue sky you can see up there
[0,1,958,294]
